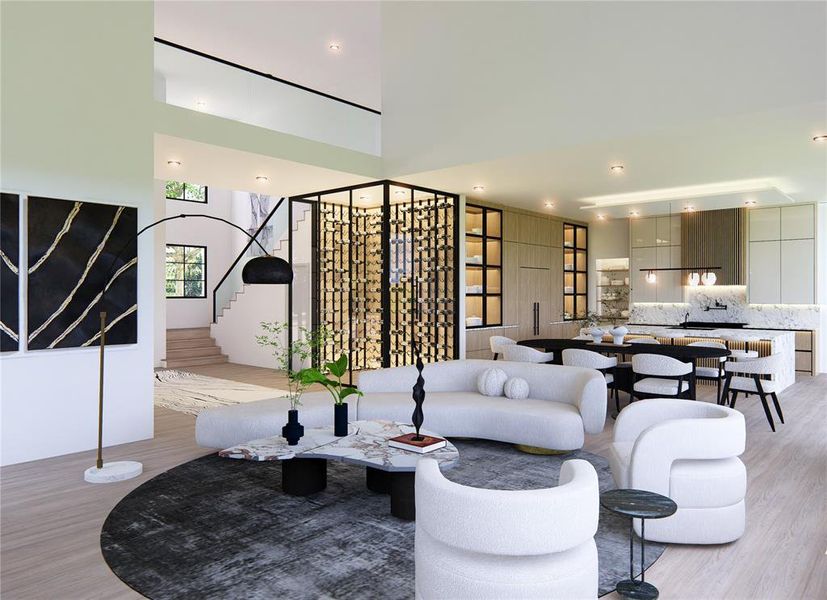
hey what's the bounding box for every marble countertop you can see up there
[625,324,794,342]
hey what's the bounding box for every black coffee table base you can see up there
[282,458,327,496]
[366,467,416,521]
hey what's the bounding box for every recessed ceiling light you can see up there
[544,200,554,208]
[609,164,625,174]
[629,210,639,217]
[167,160,181,168]
[256,175,269,183]
[328,42,342,52]
[472,185,485,192]
[195,99,207,110]
[596,214,605,220]
[684,205,695,212]
[744,198,756,206]
[812,134,827,143]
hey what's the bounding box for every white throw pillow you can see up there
[476,368,508,397]
[504,377,530,400]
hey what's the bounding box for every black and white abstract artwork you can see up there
[27,196,137,350]
[1,193,20,352]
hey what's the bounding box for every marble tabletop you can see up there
[600,489,678,519]
[219,420,459,473]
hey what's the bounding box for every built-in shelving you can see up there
[563,223,588,320]
[465,204,502,328]
[596,258,630,322]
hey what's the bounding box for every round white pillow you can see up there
[476,368,508,397]
[504,377,530,400]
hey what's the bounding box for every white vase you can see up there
[610,325,628,345]
[588,327,605,343]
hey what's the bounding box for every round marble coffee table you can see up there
[219,419,459,520]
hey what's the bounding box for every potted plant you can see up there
[305,353,363,436]
[256,322,327,445]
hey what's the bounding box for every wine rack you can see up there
[304,181,459,380]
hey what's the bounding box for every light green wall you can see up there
[0,1,155,465]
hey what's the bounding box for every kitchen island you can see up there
[625,325,796,392]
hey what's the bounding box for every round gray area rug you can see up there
[101,440,665,599]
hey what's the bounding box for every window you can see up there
[165,245,206,298]
[166,180,208,203]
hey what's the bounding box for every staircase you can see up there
[166,328,228,368]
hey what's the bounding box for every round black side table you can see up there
[600,489,678,600]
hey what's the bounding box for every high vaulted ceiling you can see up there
[154,0,381,110]
[154,1,827,219]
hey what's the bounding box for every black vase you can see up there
[334,403,349,437]
[282,409,304,446]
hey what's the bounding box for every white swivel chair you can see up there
[415,458,599,599]
[630,354,692,401]
[502,344,554,364]
[609,398,746,544]
[562,348,619,413]
[721,354,784,432]
[489,335,516,360]
[688,341,727,404]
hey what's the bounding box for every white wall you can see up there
[164,184,235,329]
[0,1,154,465]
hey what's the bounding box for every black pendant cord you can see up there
[94,210,280,471]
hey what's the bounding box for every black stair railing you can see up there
[212,196,286,323]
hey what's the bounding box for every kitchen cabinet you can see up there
[781,205,814,240]
[749,208,780,241]
[781,239,814,303]
[631,217,656,248]
[749,240,781,303]
[656,215,681,246]
[518,266,551,340]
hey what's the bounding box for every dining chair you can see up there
[620,336,661,364]
[688,341,727,404]
[562,348,620,413]
[502,344,554,364]
[630,353,692,401]
[489,335,516,360]
[721,354,784,432]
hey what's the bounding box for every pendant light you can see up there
[688,272,700,286]
[701,271,717,286]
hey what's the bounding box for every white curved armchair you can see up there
[609,399,746,544]
[502,344,554,363]
[415,458,599,599]
[489,335,516,360]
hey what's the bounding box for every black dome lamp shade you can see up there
[242,255,293,284]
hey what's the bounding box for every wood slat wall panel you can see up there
[681,208,747,284]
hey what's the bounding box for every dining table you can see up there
[516,338,731,400]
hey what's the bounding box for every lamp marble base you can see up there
[84,461,143,483]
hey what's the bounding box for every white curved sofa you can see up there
[415,457,599,599]
[196,359,607,451]
[609,398,747,544]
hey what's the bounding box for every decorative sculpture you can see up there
[411,342,426,441]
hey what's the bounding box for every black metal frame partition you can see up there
[289,180,460,383]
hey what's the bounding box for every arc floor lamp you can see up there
[84,209,292,483]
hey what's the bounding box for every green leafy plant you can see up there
[582,310,602,328]
[302,353,363,406]
[256,321,329,410]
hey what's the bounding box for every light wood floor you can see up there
[1,364,825,599]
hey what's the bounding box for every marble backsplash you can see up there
[629,285,822,330]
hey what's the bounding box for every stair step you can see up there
[167,327,211,341]
[166,346,222,359]
[167,337,216,350]
[165,355,229,368]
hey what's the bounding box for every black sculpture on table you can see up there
[411,343,426,441]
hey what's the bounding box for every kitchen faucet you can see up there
[683,312,690,325]
[704,300,728,311]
